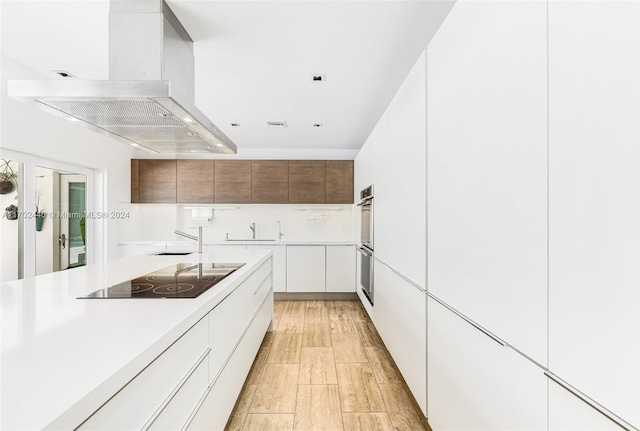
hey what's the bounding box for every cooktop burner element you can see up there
[78,263,246,299]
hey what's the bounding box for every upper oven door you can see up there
[359,198,373,249]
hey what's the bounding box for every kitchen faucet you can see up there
[174,226,203,253]
[250,222,256,239]
[276,221,284,240]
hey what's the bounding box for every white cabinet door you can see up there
[548,379,625,431]
[247,245,286,292]
[375,51,426,289]
[548,2,640,427]
[325,245,355,293]
[426,0,548,365]
[354,111,389,198]
[286,245,325,292]
[427,297,547,431]
[371,259,390,345]
[377,263,426,415]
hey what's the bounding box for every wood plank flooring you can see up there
[225,300,432,431]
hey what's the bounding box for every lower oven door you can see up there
[358,246,374,305]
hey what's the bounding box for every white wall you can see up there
[117,203,356,244]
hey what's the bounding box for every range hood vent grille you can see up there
[7,0,237,155]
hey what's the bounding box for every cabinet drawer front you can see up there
[208,259,272,383]
[79,318,208,430]
[189,291,273,431]
[149,354,209,431]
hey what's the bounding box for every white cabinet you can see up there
[286,245,325,292]
[247,245,286,293]
[375,52,426,289]
[427,297,547,430]
[426,0,548,365]
[548,2,640,427]
[354,111,389,200]
[375,263,426,414]
[548,379,625,431]
[325,245,355,293]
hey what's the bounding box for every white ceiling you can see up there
[1,1,454,159]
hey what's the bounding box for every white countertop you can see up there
[0,249,271,430]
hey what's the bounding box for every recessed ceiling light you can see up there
[186,132,196,137]
[66,117,79,122]
[313,123,323,128]
[182,117,193,123]
[215,143,224,147]
[312,74,326,82]
[130,143,140,147]
[158,113,169,117]
[230,123,241,127]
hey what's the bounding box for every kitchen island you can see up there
[0,249,273,430]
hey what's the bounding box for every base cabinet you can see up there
[248,245,286,292]
[427,297,547,430]
[548,379,625,431]
[325,245,355,292]
[187,291,273,430]
[372,262,426,414]
[286,245,325,292]
[78,259,273,430]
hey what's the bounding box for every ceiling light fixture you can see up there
[313,123,323,128]
[67,117,79,122]
[230,123,241,127]
[312,74,326,82]
[182,117,193,123]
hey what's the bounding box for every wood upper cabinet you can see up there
[215,160,252,203]
[138,160,176,203]
[288,160,326,203]
[131,159,140,203]
[177,160,214,203]
[325,160,354,204]
[251,160,288,203]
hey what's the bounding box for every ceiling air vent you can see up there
[267,121,288,128]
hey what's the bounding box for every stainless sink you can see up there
[155,252,194,255]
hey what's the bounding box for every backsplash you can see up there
[117,203,357,243]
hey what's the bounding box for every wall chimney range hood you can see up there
[7,0,237,155]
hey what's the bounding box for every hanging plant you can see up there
[5,204,18,220]
[0,159,18,194]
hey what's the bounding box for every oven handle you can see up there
[357,247,372,257]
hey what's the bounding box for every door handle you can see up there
[59,233,66,249]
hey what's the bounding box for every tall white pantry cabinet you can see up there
[355,0,639,429]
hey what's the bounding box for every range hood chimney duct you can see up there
[7,0,237,155]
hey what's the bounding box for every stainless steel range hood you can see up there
[7,0,237,155]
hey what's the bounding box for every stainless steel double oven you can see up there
[358,185,374,305]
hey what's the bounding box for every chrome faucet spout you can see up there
[276,221,284,240]
[174,226,203,253]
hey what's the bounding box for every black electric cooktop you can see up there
[78,262,246,299]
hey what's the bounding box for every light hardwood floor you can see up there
[225,300,432,431]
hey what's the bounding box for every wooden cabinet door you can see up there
[325,160,353,204]
[251,160,288,203]
[214,160,251,203]
[177,160,214,203]
[288,160,325,203]
[131,159,140,203]
[139,160,176,203]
